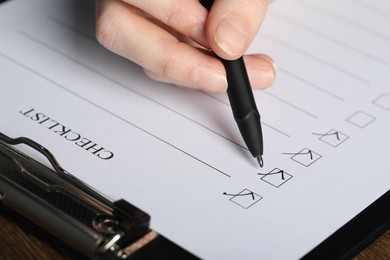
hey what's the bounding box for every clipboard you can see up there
[304,189,390,259]
[1,0,390,258]
[1,131,389,259]
[0,132,199,259]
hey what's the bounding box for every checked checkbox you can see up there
[223,189,263,209]
[259,168,292,188]
[313,129,349,147]
[283,148,322,167]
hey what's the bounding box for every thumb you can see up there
[205,0,268,60]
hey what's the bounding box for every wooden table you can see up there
[0,210,389,259]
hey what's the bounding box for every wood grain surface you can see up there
[0,210,389,259]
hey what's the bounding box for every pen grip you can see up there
[222,57,260,119]
[200,0,263,157]
[222,58,263,157]
[199,0,260,118]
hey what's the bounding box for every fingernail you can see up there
[249,67,276,89]
[214,16,248,56]
[192,66,228,92]
[271,60,278,76]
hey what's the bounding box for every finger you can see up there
[205,0,268,60]
[122,0,210,47]
[96,0,227,92]
[244,54,276,89]
[145,54,277,91]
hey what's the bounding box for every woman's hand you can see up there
[96,0,276,92]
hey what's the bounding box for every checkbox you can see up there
[314,129,349,147]
[226,189,263,209]
[373,93,390,110]
[346,111,375,128]
[288,148,322,167]
[259,168,292,188]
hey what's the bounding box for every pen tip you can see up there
[256,155,263,168]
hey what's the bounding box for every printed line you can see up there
[349,0,390,19]
[279,68,345,101]
[261,122,290,138]
[17,29,248,152]
[200,92,230,106]
[49,13,311,138]
[259,33,370,85]
[37,20,254,151]
[262,91,318,119]
[48,15,96,41]
[200,92,292,138]
[0,54,231,178]
[269,11,390,68]
[296,0,390,42]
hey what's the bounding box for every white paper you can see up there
[1,0,390,259]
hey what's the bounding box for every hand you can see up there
[95,0,276,92]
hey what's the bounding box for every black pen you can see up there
[200,0,264,167]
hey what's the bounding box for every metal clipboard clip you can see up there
[0,132,197,259]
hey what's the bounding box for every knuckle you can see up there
[163,7,182,27]
[160,58,177,80]
[158,49,181,79]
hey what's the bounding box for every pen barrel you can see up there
[221,58,264,157]
[200,0,264,157]
[222,58,259,118]
[200,0,213,11]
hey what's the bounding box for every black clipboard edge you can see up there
[302,189,390,259]
[0,204,200,260]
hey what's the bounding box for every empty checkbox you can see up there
[373,93,390,110]
[346,111,375,128]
